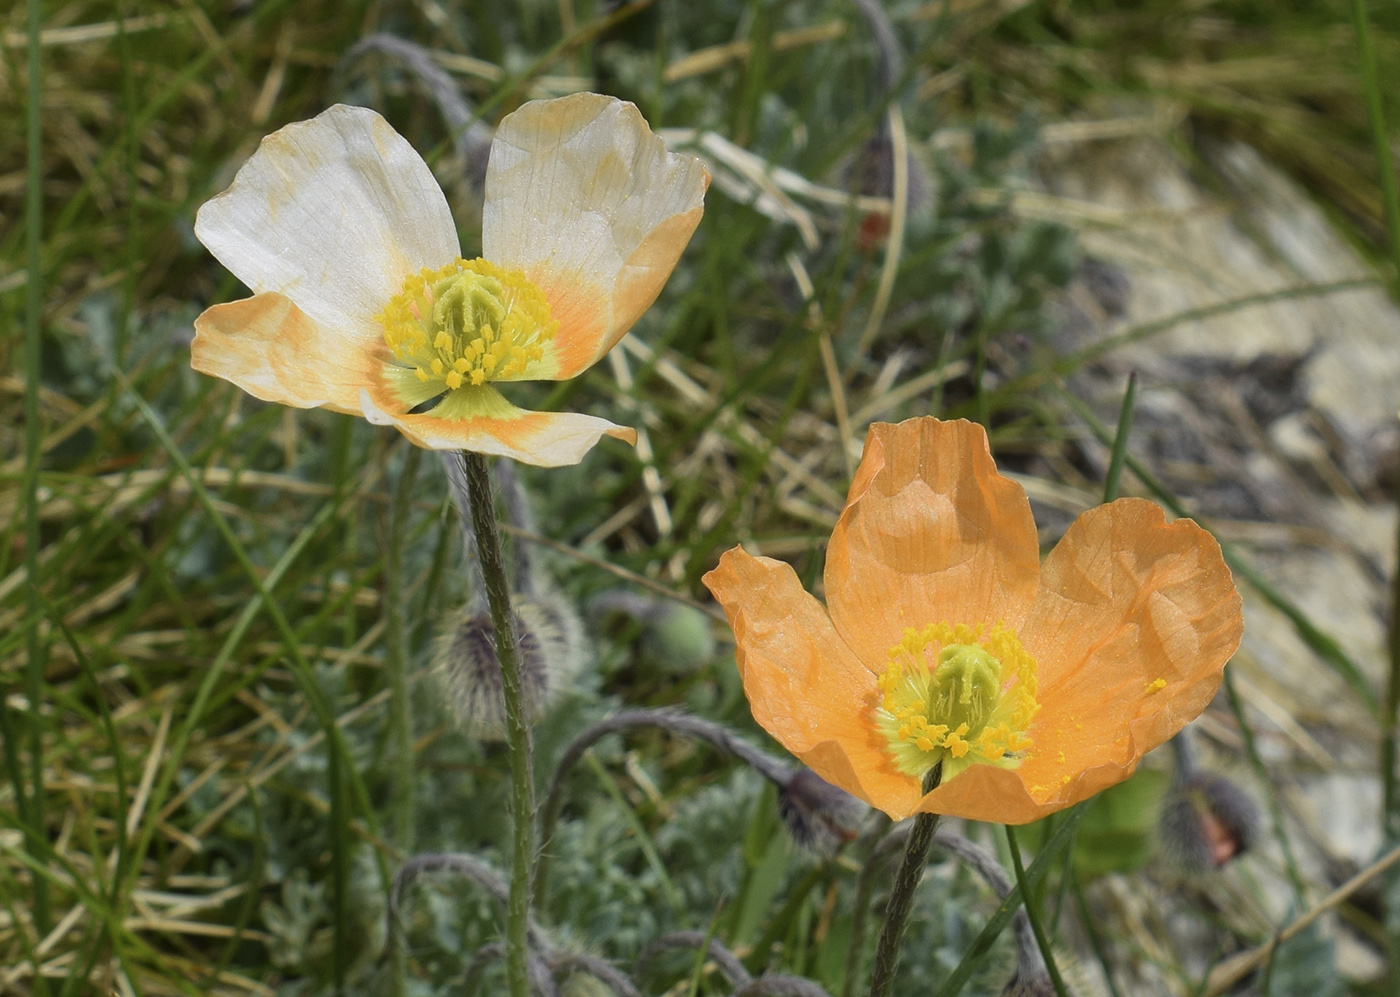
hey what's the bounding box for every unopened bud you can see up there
[590,590,716,674]
[1159,770,1259,871]
[843,135,933,253]
[436,595,581,739]
[777,768,869,856]
[1001,970,1055,997]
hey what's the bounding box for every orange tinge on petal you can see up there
[358,384,637,468]
[704,417,1244,824]
[703,548,923,818]
[483,93,710,381]
[191,96,705,466]
[192,292,381,415]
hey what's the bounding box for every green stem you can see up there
[460,452,534,997]
[386,444,421,997]
[23,0,52,940]
[1351,0,1400,282]
[1004,825,1070,997]
[1103,372,1137,504]
[1387,489,1400,843]
[867,768,941,997]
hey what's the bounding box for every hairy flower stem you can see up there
[460,452,535,997]
[867,768,942,997]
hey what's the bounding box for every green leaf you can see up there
[1073,769,1169,879]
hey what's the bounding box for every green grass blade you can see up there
[124,382,392,990]
[1351,0,1400,281]
[933,805,1086,997]
[386,443,420,997]
[120,475,347,896]
[1224,671,1308,908]
[22,0,51,942]
[1103,373,1137,504]
[1004,825,1070,997]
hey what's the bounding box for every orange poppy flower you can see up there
[191,93,708,467]
[703,418,1242,824]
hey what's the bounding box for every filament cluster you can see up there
[874,622,1039,783]
[377,257,557,391]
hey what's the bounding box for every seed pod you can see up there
[436,595,582,739]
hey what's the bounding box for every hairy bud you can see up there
[1159,770,1259,872]
[1000,970,1056,997]
[777,768,869,856]
[436,595,582,739]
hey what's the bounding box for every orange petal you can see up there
[824,419,1041,671]
[359,384,635,467]
[916,764,1051,825]
[195,104,458,340]
[482,93,708,380]
[192,293,379,414]
[702,548,923,818]
[1010,498,1243,819]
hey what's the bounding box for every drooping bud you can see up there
[1159,770,1259,871]
[435,595,582,739]
[1000,969,1056,997]
[777,768,870,856]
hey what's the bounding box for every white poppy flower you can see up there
[191,93,708,467]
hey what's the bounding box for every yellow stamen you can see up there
[873,622,1039,784]
[375,257,559,397]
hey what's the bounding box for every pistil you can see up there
[377,258,557,396]
[874,622,1038,783]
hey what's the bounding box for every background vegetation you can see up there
[3,0,1400,994]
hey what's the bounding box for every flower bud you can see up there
[1159,770,1259,871]
[436,595,582,739]
[590,590,716,674]
[777,768,869,856]
[1000,970,1055,997]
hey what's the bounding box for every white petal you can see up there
[482,93,708,379]
[195,104,460,346]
